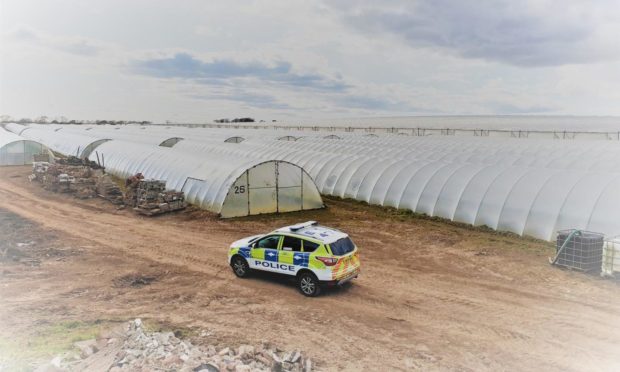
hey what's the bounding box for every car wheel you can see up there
[298,272,321,297]
[231,256,250,278]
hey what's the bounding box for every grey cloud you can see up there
[9,28,39,41]
[130,53,424,112]
[336,93,449,114]
[7,27,101,56]
[190,88,417,112]
[337,94,415,112]
[130,52,459,113]
[131,53,349,92]
[329,0,620,67]
[190,90,291,110]
[56,40,101,56]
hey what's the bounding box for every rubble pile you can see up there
[73,177,98,199]
[30,158,108,200]
[57,156,103,169]
[48,319,312,372]
[96,175,125,205]
[132,180,187,216]
[33,153,51,162]
[34,162,102,198]
[30,162,50,182]
[30,161,187,215]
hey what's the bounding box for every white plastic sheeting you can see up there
[168,134,620,241]
[59,125,186,147]
[57,125,298,144]
[0,127,49,166]
[13,124,620,239]
[88,141,323,217]
[8,126,111,159]
[4,123,30,135]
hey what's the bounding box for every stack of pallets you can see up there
[32,162,101,198]
[133,180,187,216]
[96,175,124,205]
[30,162,50,182]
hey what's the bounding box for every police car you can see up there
[228,221,360,296]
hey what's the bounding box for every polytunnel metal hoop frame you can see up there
[221,160,316,217]
[81,139,112,159]
[277,136,300,141]
[224,136,245,143]
[63,123,620,241]
[158,137,184,147]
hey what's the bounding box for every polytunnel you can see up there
[8,126,110,159]
[88,141,324,217]
[0,127,50,165]
[4,123,30,135]
[169,137,620,241]
[16,124,620,240]
[57,125,186,148]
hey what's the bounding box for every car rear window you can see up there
[282,236,302,251]
[329,237,355,256]
[303,240,319,253]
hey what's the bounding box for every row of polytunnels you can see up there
[3,122,620,241]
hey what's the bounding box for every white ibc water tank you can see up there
[602,238,620,277]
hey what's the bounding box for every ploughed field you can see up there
[1,166,619,371]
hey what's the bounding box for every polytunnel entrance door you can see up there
[221,161,321,218]
[247,162,278,215]
[245,162,306,215]
[276,162,305,213]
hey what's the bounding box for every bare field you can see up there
[1,166,619,371]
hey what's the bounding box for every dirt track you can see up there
[1,166,620,371]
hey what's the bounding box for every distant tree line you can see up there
[0,115,151,125]
[214,117,256,123]
[0,114,278,125]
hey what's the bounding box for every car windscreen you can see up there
[329,237,355,256]
[248,235,263,244]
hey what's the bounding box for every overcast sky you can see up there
[1,0,620,122]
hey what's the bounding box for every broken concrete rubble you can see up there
[44,319,312,372]
[130,179,187,216]
[74,339,98,358]
[31,161,102,198]
[96,175,124,205]
[31,161,185,216]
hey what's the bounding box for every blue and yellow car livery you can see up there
[228,221,360,296]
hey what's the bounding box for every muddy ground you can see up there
[1,166,619,371]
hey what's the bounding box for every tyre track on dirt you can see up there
[0,178,430,370]
[0,186,231,272]
[2,169,620,371]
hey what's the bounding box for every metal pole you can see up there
[275,162,280,213]
[300,167,304,210]
[246,170,251,215]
